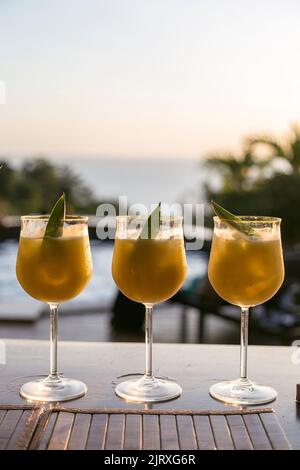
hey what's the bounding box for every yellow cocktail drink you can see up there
[208,232,284,307]
[16,206,92,403]
[16,235,93,303]
[112,238,187,304]
[112,214,186,403]
[208,212,284,406]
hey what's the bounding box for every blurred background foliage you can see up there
[205,125,300,247]
[0,158,99,216]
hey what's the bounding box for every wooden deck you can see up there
[0,406,291,450]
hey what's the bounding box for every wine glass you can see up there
[16,215,93,402]
[112,215,187,402]
[208,216,284,405]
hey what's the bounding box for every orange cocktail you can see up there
[17,235,92,303]
[208,231,284,307]
[112,237,186,304]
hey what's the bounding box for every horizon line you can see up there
[1,153,202,161]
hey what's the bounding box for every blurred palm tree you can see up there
[246,124,300,175]
[205,147,269,193]
[204,124,300,245]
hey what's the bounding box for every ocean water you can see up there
[10,156,209,207]
[73,157,206,206]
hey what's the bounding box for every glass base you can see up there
[20,376,87,402]
[115,375,182,403]
[209,378,277,406]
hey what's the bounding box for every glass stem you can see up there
[48,303,60,381]
[240,307,249,381]
[144,304,154,379]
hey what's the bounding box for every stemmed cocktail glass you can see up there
[16,215,93,402]
[208,216,284,405]
[112,215,187,403]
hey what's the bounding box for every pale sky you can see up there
[1,0,300,158]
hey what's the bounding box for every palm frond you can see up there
[246,136,286,158]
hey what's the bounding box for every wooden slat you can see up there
[0,410,7,426]
[0,410,23,450]
[56,406,273,415]
[259,412,291,450]
[176,415,197,450]
[226,415,253,450]
[210,415,234,450]
[193,415,216,450]
[105,414,125,450]
[143,415,160,450]
[29,410,51,450]
[243,413,272,450]
[7,409,41,450]
[0,405,41,411]
[86,414,107,450]
[124,414,142,450]
[35,412,58,450]
[68,414,91,450]
[47,412,74,450]
[160,415,179,450]
[22,409,42,449]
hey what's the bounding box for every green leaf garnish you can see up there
[139,202,161,239]
[44,193,66,238]
[212,201,256,236]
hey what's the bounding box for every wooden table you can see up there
[0,340,298,449]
